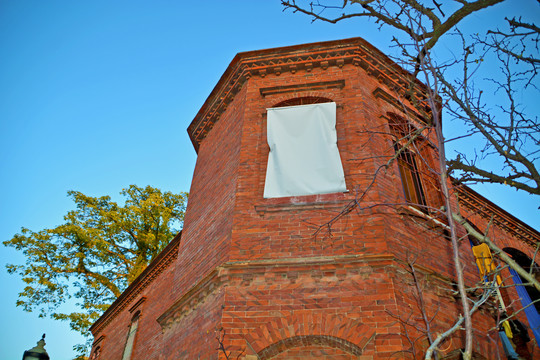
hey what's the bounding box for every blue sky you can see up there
[1,1,538,359]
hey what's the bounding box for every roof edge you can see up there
[89,231,182,335]
[187,37,429,152]
[454,183,539,247]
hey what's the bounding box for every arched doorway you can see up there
[503,247,540,348]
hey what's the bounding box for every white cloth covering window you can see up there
[264,102,346,198]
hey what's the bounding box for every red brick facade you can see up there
[89,38,540,360]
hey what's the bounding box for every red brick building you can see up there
[89,38,540,360]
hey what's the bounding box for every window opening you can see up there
[387,113,429,211]
[395,145,427,208]
[504,247,540,349]
[121,312,140,360]
[90,346,100,360]
[264,101,346,198]
[504,248,540,313]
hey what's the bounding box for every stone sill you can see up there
[255,191,352,215]
[398,204,450,231]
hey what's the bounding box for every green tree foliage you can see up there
[4,185,187,350]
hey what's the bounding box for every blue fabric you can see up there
[509,268,540,347]
[499,330,520,359]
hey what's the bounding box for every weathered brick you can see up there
[89,38,539,360]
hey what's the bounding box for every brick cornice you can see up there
[157,269,221,331]
[188,37,429,152]
[373,87,429,125]
[222,253,395,269]
[91,335,105,347]
[246,316,376,359]
[89,231,182,335]
[157,252,472,333]
[454,184,540,247]
[157,254,395,330]
[259,79,345,97]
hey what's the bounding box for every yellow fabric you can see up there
[472,243,503,285]
[502,320,513,339]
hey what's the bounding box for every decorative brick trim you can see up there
[373,87,428,125]
[128,297,146,314]
[223,253,395,270]
[259,80,345,97]
[254,193,352,216]
[188,37,429,152]
[454,183,540,247]
[443,349,488,360]
[156,252,464,348]
[397,205,450,231]
[244,314,376,359]
[91,335,105,347]
[157,269,221,331]
[157,254,395,332]
[268,91,339,109]
[258,335,365,359]
[89,232,182,335]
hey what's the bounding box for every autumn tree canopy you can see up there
[4,185,187,354]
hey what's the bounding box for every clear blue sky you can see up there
[1,1,538,359]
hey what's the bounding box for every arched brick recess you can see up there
[271,346,356,360]
[268,91,338,108]
[258,335,363,360]
[272,96,334,108]
[244,313,375,358]
[442,350,487,360]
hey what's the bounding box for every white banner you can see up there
[264,102,346,198]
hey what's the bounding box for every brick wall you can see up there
[91,245,178,360]
[174,85,247,294]
[90,38,539,360]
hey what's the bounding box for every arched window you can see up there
[387,112,442,212]
[504,248,540,312]
[272,96,333,108]
[121,311,140,360]
[263,97,346,198]
[503,247,540,347]
[90,346,100,360]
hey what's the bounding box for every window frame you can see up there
[263,99,347,199]
[121,311,141,360]
[395,144,427,208]
[90,346,100,360]
[387,112,441,213]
